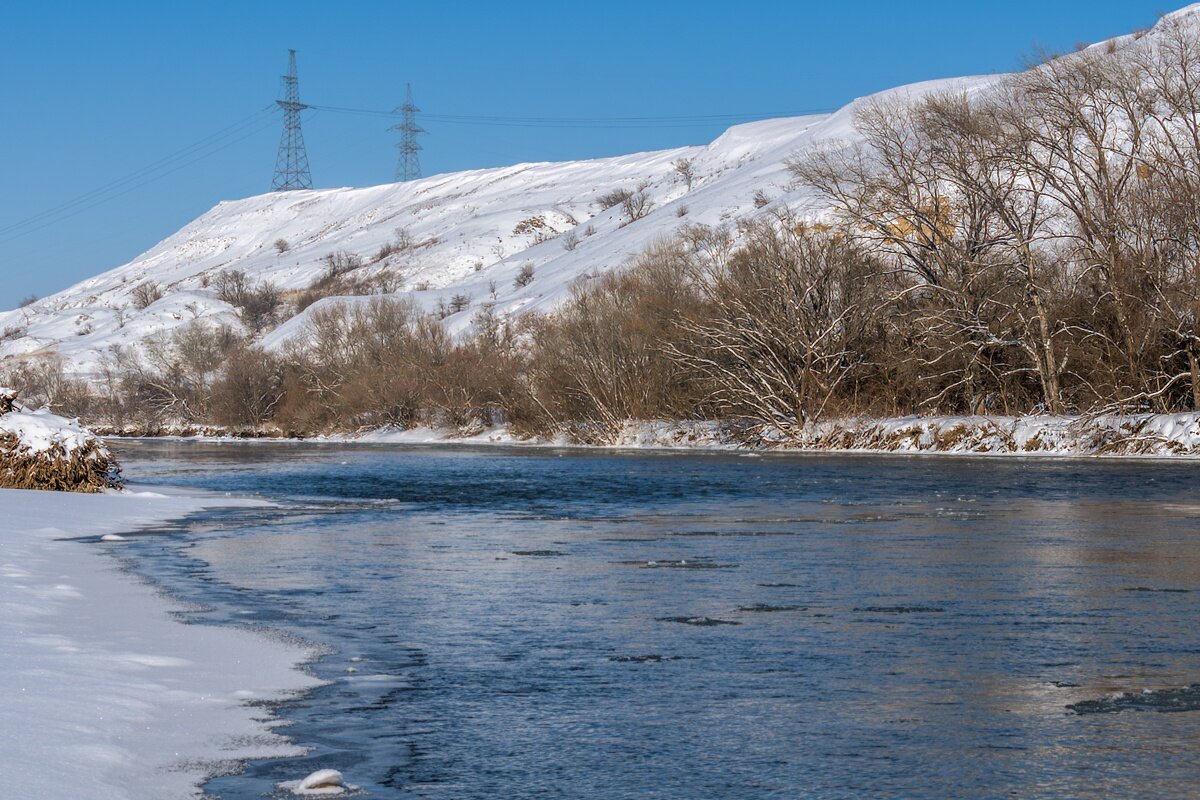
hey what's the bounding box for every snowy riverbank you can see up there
[345,412,1200,458]
[97,412,1200,458]
[0,487,321,799]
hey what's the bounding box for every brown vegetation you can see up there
[0,389,121,492]
[0,433,121,492]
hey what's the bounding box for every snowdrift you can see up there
[0,389,120,491]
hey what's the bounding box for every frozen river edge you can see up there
[0,486,322,800]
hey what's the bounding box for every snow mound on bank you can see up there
[0,389,120,491]
[0,404,101,455]
[279,768,360,796]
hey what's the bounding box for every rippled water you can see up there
[111,442,1200,799]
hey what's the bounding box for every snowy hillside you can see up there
[0,84,995,377]
[3,4,1196,378]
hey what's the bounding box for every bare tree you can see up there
[621,182,655,223]
[1135,18,1200,409]
[791,97,1018,413]
[131,281,164,310]
[671,219,882,435]
[672,157,696,190]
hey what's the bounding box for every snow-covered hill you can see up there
[4,4,1196,377]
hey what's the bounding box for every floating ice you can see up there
[1068,685,1200,714]
[279,768,351,795]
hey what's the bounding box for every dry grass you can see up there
[0,433,122,493]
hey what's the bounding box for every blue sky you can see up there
[0,1,1174,308]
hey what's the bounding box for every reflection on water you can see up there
[112,442,1200,799]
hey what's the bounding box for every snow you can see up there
[0,405,102,454]
[341,413,1200,457]
[790,413,1200,457]
[0,486,322,799]
[278,768,355,796]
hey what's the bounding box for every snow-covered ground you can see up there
[339,413,1200,458]
[0,487,321,799]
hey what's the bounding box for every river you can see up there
[112,441,1200,799]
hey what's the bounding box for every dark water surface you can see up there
[111,441,1200,799]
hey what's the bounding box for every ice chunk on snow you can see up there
[279,768,352,795]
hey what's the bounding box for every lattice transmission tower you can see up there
[271,49,312,191]
[391,83,423,181]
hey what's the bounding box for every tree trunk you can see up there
[1189,348,1200,412]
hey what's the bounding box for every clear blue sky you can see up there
[0,0,1175,308]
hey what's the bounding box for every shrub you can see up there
[595,188,633,210]
[374,242,398,262]
[513,215,554,242]
[213,270,283,332]
[620,183,654,223]
[320,251,364,278]
[522,239,709,441]
[131,281,164,309]
[210,346,284,428]
[0,431,121,492]
[513,263,535,288]
[294,267,399,312]
[0,390,121,492]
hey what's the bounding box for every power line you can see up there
[309,103,837,128]
[0,76,828,244]
[0,106,277,240]
[0,112,280,245]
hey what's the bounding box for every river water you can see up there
[112,441,1200,799]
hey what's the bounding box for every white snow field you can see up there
[0,487,321,799]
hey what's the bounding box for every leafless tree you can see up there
[670,219,883,435]
[131,281,164,310]
[621,182,655,223]
[672,157,696,190]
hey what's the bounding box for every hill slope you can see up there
[4,5,1196,378]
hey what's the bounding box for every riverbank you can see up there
[103,412,1200,459]
[0,486,321,799]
